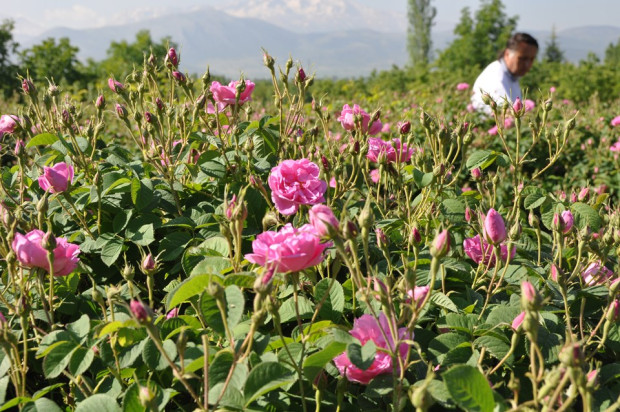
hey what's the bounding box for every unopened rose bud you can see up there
[607,300,620,322]
[586,369,599,389]
[41,231,57,251]
[172,71,186,84]
[471,168,482,180]
[430,229,450,258]
[578,187,589,202]
[141,253,156,274]
[108,78,124,93]
[139,385,156,408]
[411,227,422,245]
[263,52,275,70]
[122,264,134,281]
[544,99,553,112]
[48,83,59,97]
[375,228,389,249]
[22,78,35,96]
[95,95,105,110]
[512,311,526,331]
[399,121,411,135]
[344,220,359,240]
[559,342,583,368]
[297,67,306,83]
[408,285,429,309]
[465,207,472,223]
[561,210,574,234]
[320,155,330,172]
[155,98,164,113]
[521,281,542,311]
[130,299,152,323]
[144,111,154,123]
[115,104,128,120]
[512,97,523,113]
[14,140,24,156]
[166,47,179,68]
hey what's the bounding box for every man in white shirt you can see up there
[471,33,539,114]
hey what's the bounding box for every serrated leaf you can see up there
[314,278,344,322]
[69,347,95,376]
[112,210,133,233]
[26,133,58,148]
[302,342,346,383]
[430,292,459,312]
[130,178,154,211]
[142,339,177,371]
[442,365,495,412]
[166,274,221,310]
[347,340,376,371]
[278,296,314,323]
[100,236,124,267]
[524,191,548,210]
[43,341,77,379]
[244,362,296,406]
[466,150,494,170]
[474,335,511,364]
[22,398,62,412]
[571,202,602,231]
[158,231,192,261]
[74,394,121,412]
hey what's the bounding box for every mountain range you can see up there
[15,1,620,79]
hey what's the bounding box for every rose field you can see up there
[0,43,619,412]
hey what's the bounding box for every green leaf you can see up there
[190,256,233,276]
[571,202,602,231]
[524,190,548,210]
[158,231,192,261]
[75,394,122,412]
[43,341,76,379]
[142,339,177,371]
[314,278,344,322]
[112,210,133,233]
[100,236,124,267]
[26,133,58,148]
[223,272,257,288]
[67,314,90,340]
[278,296,314,323]
[223,285,245,331]
[428,333,468,364]
[22,398,62,412]
[347,340,377,371]
[166,274,221,310]
[126,223,154,246]
[430,292,459,312]
[466,150,494,170]
[442,365,495,412]
[244,362,296,406]
[130,178,154,211]
[302,342,346,382]
[474,335,511,364]
[440,199,465,224]
[69,347,95,376]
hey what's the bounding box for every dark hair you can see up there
[498,32,538,59]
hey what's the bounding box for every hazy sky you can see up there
[1,0,618,37]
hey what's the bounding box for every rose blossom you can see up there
[407,285,430,308]
[38,162,74,193]
[245,223,328,273]
[12,229,80,276]
[0,114,19,136]
[333,312,413,384]
[210,80,255,107]
[463,235,516,267]
[524,99,535,112]
[309,204,339,237]
[512,311,526,331]
[456,82,470,91]
[337,104,382,135]
[581,261,614,286]
[366,137,413,163]
[268,159,327,215]
[610,115,620,127]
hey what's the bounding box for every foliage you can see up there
[407,0,436,68]
[543,26,565,63]
[0,19,20,97]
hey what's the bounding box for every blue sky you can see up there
[1,0,618,37]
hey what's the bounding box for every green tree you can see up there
[407,0,436,68]
[543,26,564,63]
[19,37,88,86]
[91,29,175,79]
[604,37,620,66]
[435,0,517,71]
[0,19,20,97]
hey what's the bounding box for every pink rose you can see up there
[512,311,526,331]
[610,140,620,152]
[12,229,80,276]
[370,169,380,183]
[488,125,498,135]
[337,104,382,136]
[268,159,327,215]
[407,285,430,308]
[38,162,74,193]
[560,210,574,234]
[524,99,535,112]
[333,312,413,385]
[581,261,614,286]
[512,97,523,112]
[210,80,255,107]
[483,208,507,244]
[245,223,328,273]
[0,114,19,135]
[611,115,620,127]
[463,235,516,267]
[367,137,413,163]
[456,82,470,91]
[309,204,339,237]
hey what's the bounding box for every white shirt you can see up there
[471,59,521,114]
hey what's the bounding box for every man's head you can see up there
[503,33,538,77]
